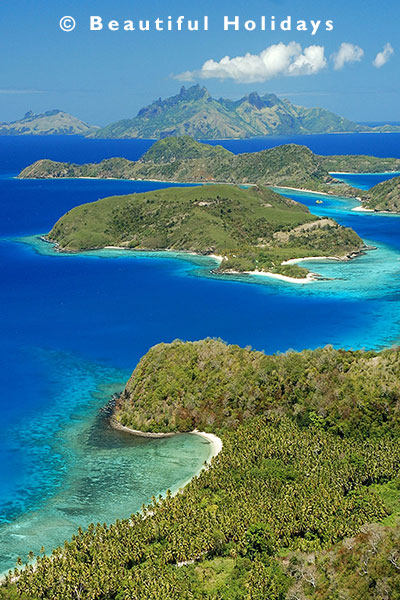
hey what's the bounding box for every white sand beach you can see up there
[208,254,224,263]
[282,256,339,265]
[191,430,223,465]
[243,269,317,284]
[111,417,223,479]
[352,206,375,213]
[273,185,333,197]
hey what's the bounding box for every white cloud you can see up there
[174,42,327,83]
[373,43,394,68]
[331,42,364,70]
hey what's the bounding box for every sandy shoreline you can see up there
[282,255,340,264]
[191,430,223,465]
[273,185,334,197]
[111,418,176,438]
[352,206,375,213]
[103,245,224,264]
[242,269,317,284]
[46,238,365,286]
[110,418,222,466]
[19,174,255,187]
[351,205,399,215]
[73,244,325,285]
[49,240,319,285]
[102,245,317,284]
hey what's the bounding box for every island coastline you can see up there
[45,238,369,285]
[110,417,223,479]
[351,204,400,215]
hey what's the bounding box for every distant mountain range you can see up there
[91,85,400,139]
[0,110,97,136]
[4,87,400,138]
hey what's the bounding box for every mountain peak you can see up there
[22,109,65,121]
[179,84,210,101]
[247,92,263,109]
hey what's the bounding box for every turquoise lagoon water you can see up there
[329,171,400,190]
[1,135,400,572]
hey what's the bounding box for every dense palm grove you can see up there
[2,340,400,599]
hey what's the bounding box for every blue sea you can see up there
[1,133,400,572]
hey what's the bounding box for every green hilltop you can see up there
[116,339,400,437]
[89,84,400,139]
[6,340,400,600]
[47,184,364,278]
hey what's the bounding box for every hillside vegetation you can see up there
[47,184,364,277]
[363,175,400,212]
[321,153,400,173]
[4,340,400,600]
[116,339,400,437]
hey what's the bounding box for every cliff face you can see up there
[91,84,379,139]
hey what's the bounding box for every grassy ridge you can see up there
[5,340,400,600]
[47,184,363,277]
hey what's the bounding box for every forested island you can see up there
[3,339,399,599]
[90,85,400,139]
[45,184,364,279]
[19,136,400,212]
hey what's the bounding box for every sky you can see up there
[0,0,398,126]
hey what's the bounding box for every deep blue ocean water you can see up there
[1,134,400,572]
